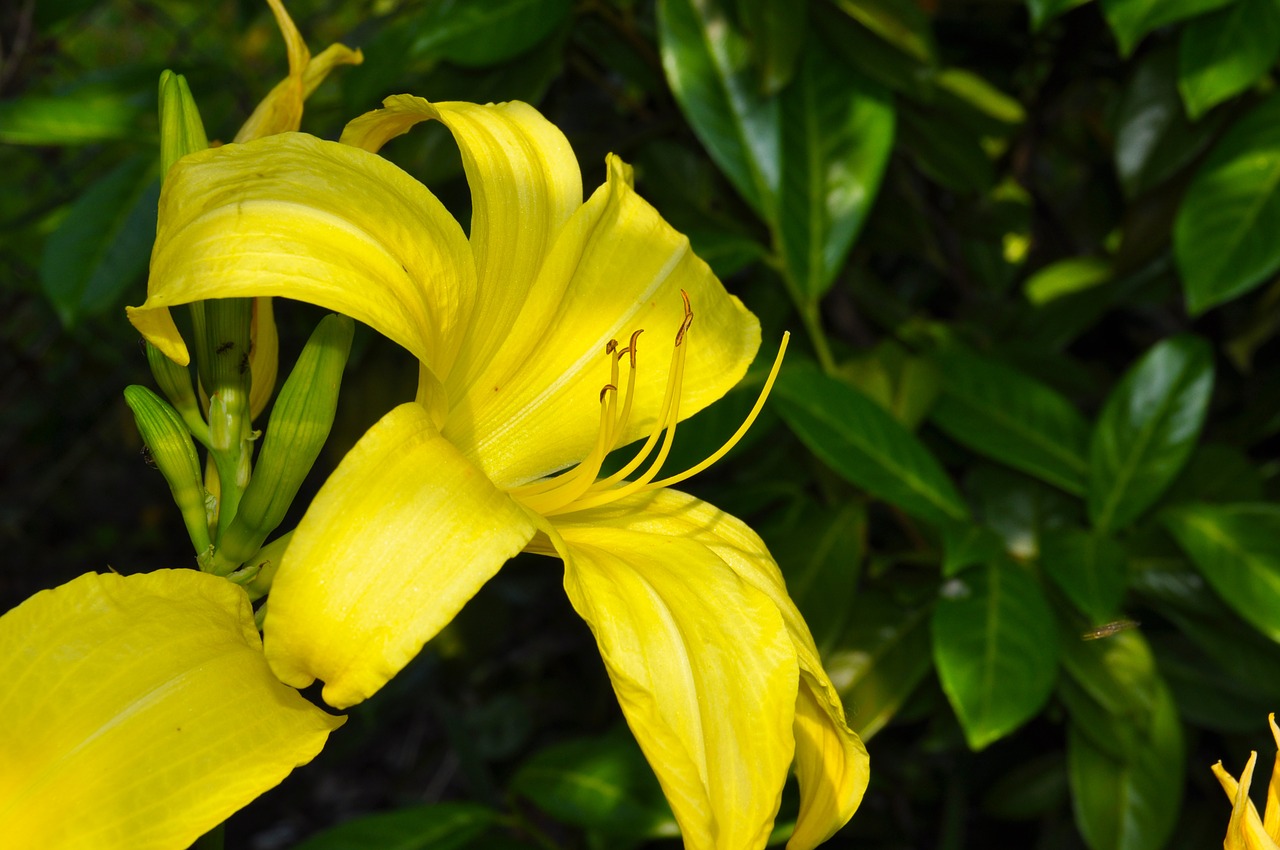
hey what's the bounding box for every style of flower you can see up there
[130,94,869,849]
[1214,713,1280,850]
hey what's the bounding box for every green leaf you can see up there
[940,521,1008,577]
[969,466,1082,560]
[1175,91,1280,313]
[40,154,159,327]
[931,346,1090,496]
[932,559,1060,750]
[1162,503,1280,641]
[658,0,780,217]
[1178,0,1280,120]
[410,0,573,67]
[897,104,994,193]
[1027,0,1094,32]
[510,731,679,839]
[776,41,894,301]
[1023,257,1112,305]
[735,0,807,94]
[775,362,969,524]
[1039,528,1127,623]
[292,802,500,850]
[1087,335,1214,533]
[765,501,865,655]
[1067,682,1183,850]
[829,0,937,63]
[934,68,1025,127]
[824,589,933,741]
[0,89,146,145]
[1114,45,1226,198]
[1099,0,1235,56]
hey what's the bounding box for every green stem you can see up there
[798,299,836,374]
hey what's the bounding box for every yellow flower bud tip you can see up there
[511,293,788,518]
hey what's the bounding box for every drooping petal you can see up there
[264,402,536,708]
[0,570,341,850]
[233,0,361,143]
[555,488,869,846]
[340,95,582,396]
[444,155,761,487]
[541,499,798,850]
[130,132,476,385]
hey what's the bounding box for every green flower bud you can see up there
[123,384,211,556]
[158,70,209,180]
[213,314,353,572]
[144,341,209,446]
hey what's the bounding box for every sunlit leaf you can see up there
[1178,0,1280,120]
[932,558,1060,750]
[1099,0,1235,56]
[1087,335,1214,533]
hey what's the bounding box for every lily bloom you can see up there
[0,571,341,849]
[130,95,869,848]
[1214,714,1280,850]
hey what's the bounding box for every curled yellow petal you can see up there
[0,570,342,850]
[546,511,797,850]
[554,488,869,845]
[341,95,583,395]
[131,132,476,378]
[264,402,537,708]
[234,0,361,143]
[444,155,760,488]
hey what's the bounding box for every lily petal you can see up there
[233,0,361,143]
[0,570,341,850]
[131,132,476,383]
[264,402,537,708]
[554,488,869,846]
[341,95,582,396]
[445,155,760,487]
[542,498,798,850]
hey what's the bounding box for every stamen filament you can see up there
[647,331,788,490]
[518,386,618,513]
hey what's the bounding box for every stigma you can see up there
[509,292,788,518]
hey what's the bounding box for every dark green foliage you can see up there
[6,0,1280,848]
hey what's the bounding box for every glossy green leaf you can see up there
[932,559,1060,750]
[824,589,933,741]
[1027,0,1094,32]
[735,0,807,94]
[410,0,573,67]
[292,803,499,850]
[40,154,159,327]
[1178,0,1280,120]
[1087,335,1214,533]
[934,68,1025,126]
[829,0,937,63]
[510,731,678,839]
[1099,0,1235,56]
[1067,681,1183,850]
[1024,257,1112,305]
[969,466,1082,560]
[931,346,1090,495]
[1039,528,1127,623]
[777,41,894,301]
[775,362,969,525]
[0,89,145,145]
[810,3,931,99]
[658,0,780,217]
[1058,631,1157,759]
[1162,502,1280,641]
[940,521,1008,577]
[1175,92,1280,313]
[1114,46,1225,198]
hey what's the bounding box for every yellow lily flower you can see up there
[129,95,868,848]
[1214,714,1280,850]
[0,570,342,850]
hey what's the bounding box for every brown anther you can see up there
[627,329,643,368]
[606,339,619,355]
[675,290,694,346]
[599,383,617,403]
